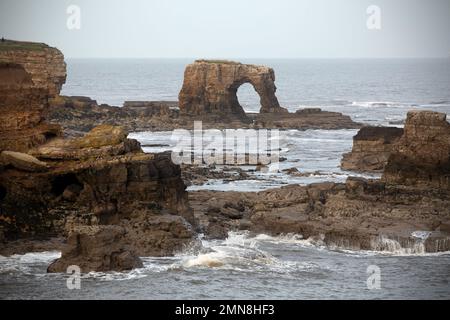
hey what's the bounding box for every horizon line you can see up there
[64,56,450,60]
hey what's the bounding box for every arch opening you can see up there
[235,82,262,114]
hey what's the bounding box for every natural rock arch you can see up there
[179,60,287,118]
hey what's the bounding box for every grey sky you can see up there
[1,0,449,58]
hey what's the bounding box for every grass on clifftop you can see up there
[0,40,49,52]
[195,59,241,65]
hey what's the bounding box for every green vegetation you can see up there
[0,40,49,52]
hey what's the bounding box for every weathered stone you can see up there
[189,180,450,253]
[47,225,143,273]
[179,60,287,118]
[0,40,66,96]
[0,62,62,152]
[383,111,450,189]
[0,151,48,172]
[341,126,404,172]
[74,125,128,148]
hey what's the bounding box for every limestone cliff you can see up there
[0,40,66,96]
[383,111,450,189]
[179,60,287,118]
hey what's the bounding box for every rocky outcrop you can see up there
[0,40,66,96]
[47,226,143,273]
[0,44,197,271]
[341,126,404,172]
[179,60,287,118]
[383,111,450,189]
[47,96,180,136]
[48,96,361,134]
[189,178,450,252]
[0,126,195,252]
[0,62,62,152]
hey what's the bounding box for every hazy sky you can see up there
[1,0,449,58]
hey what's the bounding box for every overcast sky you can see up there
[1,0,449,58]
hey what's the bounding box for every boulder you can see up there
[0,151,48,172]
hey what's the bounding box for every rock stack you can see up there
[383,111,450,189]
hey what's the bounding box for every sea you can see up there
[1,58,449,299]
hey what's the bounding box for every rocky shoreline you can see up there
[1,40,449,273]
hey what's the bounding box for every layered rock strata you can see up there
[341,126,404,172]
[0,63,62,152]
[383,111,450,189]
[0,40,66,96]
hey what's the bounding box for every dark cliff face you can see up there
[383,111,450,189]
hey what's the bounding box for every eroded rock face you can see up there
[179,60,287,118]
[383,111,450,189]
[0,40,66,96]
[341,126,404,172]
[0,63,62,152]
[47,225,143,273]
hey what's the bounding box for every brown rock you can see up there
[341,126,404,172]
[47,226,143,273]
[179,60,287,118]
[0,63,62,152]
[0,40,66,96]
[383,111,450,189]
[0,151,48,172]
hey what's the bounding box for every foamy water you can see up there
[130,129,379,192]
[1,232,449,299]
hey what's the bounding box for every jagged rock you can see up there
[47,225,143,273]
[0,151,48,172]
[341,126,404,172]
[179,60,287,118]
[383,111,450,189]
[0,40,66,96]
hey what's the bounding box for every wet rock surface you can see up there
[189,178,450,252]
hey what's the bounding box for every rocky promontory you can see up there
[0,40,66,96]
[0,42,197,272]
